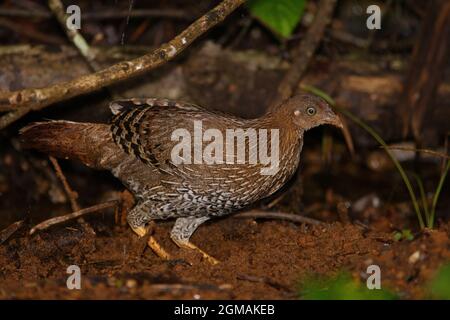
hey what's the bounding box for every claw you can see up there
[172,238,220,265]
[130,225,172,260]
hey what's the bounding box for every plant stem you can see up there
[430,160,450,228]
[413,174,430,226]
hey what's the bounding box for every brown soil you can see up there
[1,212,449,299]
[1,141,449,300]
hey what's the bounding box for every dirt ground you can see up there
[1,146,449,299]
[1,215,449,299]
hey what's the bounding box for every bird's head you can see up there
[279,94,343,131]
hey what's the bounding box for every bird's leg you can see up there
[128,204,171,260]
[170,216,219,265]
[129,223,171,260]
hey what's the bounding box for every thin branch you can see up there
[0,220,24,244]
[0,8,189,20]
[268,0,337,110]
[237,273,293,294]
[0,17,64,45]
[29,200,119,235]
[48,0,97,64]
[0,108,29,129]
[48,155,97,234]
[233,210,323,225]
[380,146,450,159]
[48,156,80,211]
[0,0,245,127]
[148,283,232,292]
[0,8,50,18]
[83,9,189,20]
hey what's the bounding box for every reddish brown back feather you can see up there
[20,121,118,169]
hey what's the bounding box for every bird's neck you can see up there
[250,109,304,150]
[243,110,304,196]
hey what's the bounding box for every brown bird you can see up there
[20,94,342,264]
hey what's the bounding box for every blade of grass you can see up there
[430,160,450,228]
[413,174,430,227]
[301,84,425,229]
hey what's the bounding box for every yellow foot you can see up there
[131,225,148,237]
[131,225,171,260]
[148,236,172,260]
[172,239,220,265]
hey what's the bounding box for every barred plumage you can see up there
[20,94,342,264]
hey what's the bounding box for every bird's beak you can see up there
[325,111,344,129]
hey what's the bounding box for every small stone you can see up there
[408,251,421,264]
[126,279,137,289]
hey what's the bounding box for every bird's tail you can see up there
[20,120,118,170]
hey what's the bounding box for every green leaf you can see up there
[298,272,397,300]
[247,0,306,38]
[394,229,414,241]
[401,229,414,241]
[429,264,450,299]
[393,231,403,242]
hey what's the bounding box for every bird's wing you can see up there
[109,98,203,115]
[110,98,214,176]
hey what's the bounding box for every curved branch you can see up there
[0,0,245,128]
[233,210,323,225]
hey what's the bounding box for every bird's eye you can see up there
[306,107,316,116]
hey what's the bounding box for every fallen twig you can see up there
[233,210,323,225]
[148,283,232,292]
[48,0,97,66]
[0,8,189,20]
[48,0,118,104]
[0,17,64,45]
[48,156,96,235]
[48,156,80,212]
[237,273,293,294]
[29,200,119,235]
[380,146,450,159]
[0,220,24,244]
[0,0,245,128]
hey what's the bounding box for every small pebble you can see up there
[126,279,137,289]
[408,251,421,264]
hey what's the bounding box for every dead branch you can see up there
[29,200,119,235]
[48,156,96,235]
[268,0,337,110]
[233,210,323,225]
[0,8,189,20]
[236,273,293,294]
[0,220,24,244]
[47,0,118,106]
[48,0,97,65]
[0,17,64,45]
[0,0,245,128]
[381,146,450,159]
[148,283,232,292]
[48,156,80,212]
